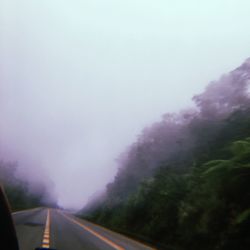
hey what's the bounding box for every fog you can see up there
[1,0,250,209]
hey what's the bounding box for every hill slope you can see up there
[0,161,56,211]
[81,58,250,250]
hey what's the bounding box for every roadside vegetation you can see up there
[0,161,54,211]
[82,58,250,249]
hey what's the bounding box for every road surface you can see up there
[13,208,156,250]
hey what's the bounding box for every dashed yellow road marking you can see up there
[59,212,125,250]
[41,209,51,248]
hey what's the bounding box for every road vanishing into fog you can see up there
[13,208,156,250]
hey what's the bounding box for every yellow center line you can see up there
[59,211,125,250]
[41,209,51,249]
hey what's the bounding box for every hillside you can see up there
[81,58,250,250]
[0,161,55,211]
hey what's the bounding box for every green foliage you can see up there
[0,162,46,211]
[84,134,250,249]
[82,62,250,249]
[235,209,250,225]
[5,184,44,211]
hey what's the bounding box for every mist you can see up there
[1,0,250,209]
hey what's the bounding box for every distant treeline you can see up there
[81,58,250,250]
[0,161,53,211]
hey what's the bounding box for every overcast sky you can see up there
[1,0,250,209]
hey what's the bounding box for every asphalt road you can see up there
[13,208,156,250]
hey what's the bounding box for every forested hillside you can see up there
[0,161,54,211]
[82,58,250,250]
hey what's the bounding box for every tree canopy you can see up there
[81,58,250,250]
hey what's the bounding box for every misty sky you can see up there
[1,0,250,209]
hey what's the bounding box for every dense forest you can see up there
[81,58,250,249]
[0,161,54,211]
